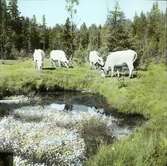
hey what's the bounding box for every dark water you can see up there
[0,92,145,127]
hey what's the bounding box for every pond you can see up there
[0,92,145,166]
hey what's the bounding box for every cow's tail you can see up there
[133,52,137,63]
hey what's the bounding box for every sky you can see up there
[18,0,167,27]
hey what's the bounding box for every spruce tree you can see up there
[79,22,89,50]
[104,1,131,51]
[0,0,7,59]
[88,24,100,50]
[40,15,46,50]
[63,18,73,58]
[65,0,79,58]
[49,24,64,50]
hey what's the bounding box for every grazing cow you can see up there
[50,50,69,68]
[33,49,45,70]
[103,49,137,78]
[89,51,104,69]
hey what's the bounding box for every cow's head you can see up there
[100,63,110,77]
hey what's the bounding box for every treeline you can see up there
[0,0,166,65]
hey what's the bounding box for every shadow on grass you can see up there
[42,66,73,70]
[42,67,56,70]
[104,71,138,78]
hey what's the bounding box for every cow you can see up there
[50,50,69,68]
[33,49,45,70]
[89,51,104,69]
[103,49,137,78]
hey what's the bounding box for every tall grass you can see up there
[0,60,95,96]
[86,64,167,166]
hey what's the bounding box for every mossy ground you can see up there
[0,59,167,166]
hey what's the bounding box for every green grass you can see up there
[0,59,167,166]
[0,59,95,95]
[86,64,167,166]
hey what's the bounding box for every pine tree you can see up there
[0,0,7,59]
[106,1,125,27]
[132,12,148,64]
[158,8,167,62]
[79,23,89,50]
[63,18,73,58]
[6,0,22,58]
[88,24,100,50]
[147,2,162,61]
[104,1,131,51]
[30,15,40,50]
[20,17,32,53]
[49,24,64,50]
[65,0,79,58]
[165,8,167,62]
[27,17,32,53]
[40,15,46,50]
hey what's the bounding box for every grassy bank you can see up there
[0,60,167,165]
[87,65,167,166]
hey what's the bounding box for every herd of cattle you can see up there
[33,49,137,78]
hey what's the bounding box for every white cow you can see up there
[33,49,45,70]
[103,49,137,78]
[89,51,104,69]
[50,50,69,68]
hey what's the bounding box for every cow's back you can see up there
[107,50,136,65]
[50,50,67,61]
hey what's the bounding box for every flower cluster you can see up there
[0,116,85,165]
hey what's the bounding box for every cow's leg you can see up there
[41,61,43,70]
[58,61,61,67]
[50,58,54,67]
[127,63,134,78]
[111,66,114,77]
[91,62,95,69]
[35,61,37,69]
[90,62,92,69]
[41,62,44,69]
[117,70,120,77]
[37,62,40,70]
[52,60,57,68]
[39,61,42,71]
[52,61,54,67]
[93,63,96,70]
[64,62,69,68]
